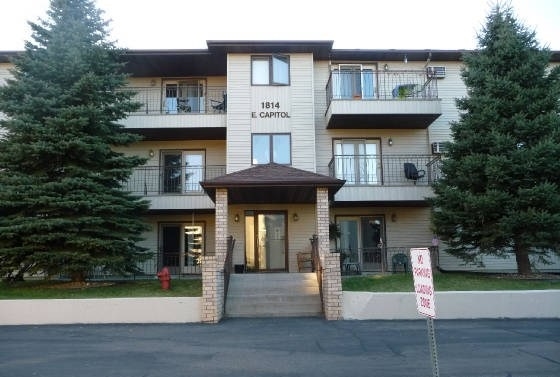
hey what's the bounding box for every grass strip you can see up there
[0,279,202,299]
[342,272,560,292]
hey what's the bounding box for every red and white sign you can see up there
[410,247,436,318]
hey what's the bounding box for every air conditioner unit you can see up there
[427,66,446,78]
[431,142,448,154]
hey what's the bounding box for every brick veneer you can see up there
[316,187,343,320]
[201,188,228,323]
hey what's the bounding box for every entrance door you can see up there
[245,211,287,271]
[160,223,204,274]
[337,216,385,272]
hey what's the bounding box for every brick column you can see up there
[322,253,343,320]
[201,188,228,323]
[316,187,342,320]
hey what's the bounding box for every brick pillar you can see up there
[316,187,342,320]
[322,253,343,320]
[201,188,228,323]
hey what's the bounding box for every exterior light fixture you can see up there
[292,213,299,222]
[391,213,397,222]
[388,137,393,146]
[148,149,155,158]
[234,214,240,223]
[383,63,389,71]
[404,54,408,64]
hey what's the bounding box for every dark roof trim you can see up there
[207,40,334,59]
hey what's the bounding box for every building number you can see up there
[261,101,280,109]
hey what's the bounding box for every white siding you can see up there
[227,53,316,173]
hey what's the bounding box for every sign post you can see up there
[410,247,440,377]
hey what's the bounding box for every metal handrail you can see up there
[326,69,438,109]
[339,246,436,273]
[122,165,226,195]
[328,154,441,186]
[122,86,227,115]
[223,235,235,310]
[310,235,323,304]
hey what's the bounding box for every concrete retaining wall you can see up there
[0,297,201,325]
[343,290,560,320]
[1,290,559,325]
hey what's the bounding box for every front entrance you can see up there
[159,222,204,274]
[244,211,287,272]
[337,215,386,271]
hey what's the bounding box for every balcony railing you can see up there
[326,69,438,109]
[328,154,441,186]
[122,165,226,195]
[122,86,227,115]
[339,246,438,273]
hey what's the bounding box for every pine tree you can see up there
[430,4,560,274]
[0,0,150,282]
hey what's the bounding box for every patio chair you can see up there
[404,162,425,184]
[211,93,227,113]
[392,253,409,273]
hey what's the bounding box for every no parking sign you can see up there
[410,247,436,318]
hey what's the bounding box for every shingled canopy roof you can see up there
[200,163,345,204]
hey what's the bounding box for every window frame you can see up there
[251,54,290,86]
[251,133,292,165]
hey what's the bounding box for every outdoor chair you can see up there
[404,162,425,184]
[211,93,227,113]
[392,253,409,273]
[297,252,313,272]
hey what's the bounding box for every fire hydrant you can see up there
[157,267,171,290]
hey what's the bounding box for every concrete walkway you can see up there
[1,318,559,377]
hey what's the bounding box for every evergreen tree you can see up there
[0,0,150,282]
[430,4,560,274]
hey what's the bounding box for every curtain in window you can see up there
[362,69,376,99]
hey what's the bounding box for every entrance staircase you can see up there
[225,273,322,318]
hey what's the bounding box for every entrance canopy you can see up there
[200,163,345,204]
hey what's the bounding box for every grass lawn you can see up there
[0,278,202,299]
[2,272,559,299]
[342,272,560,292]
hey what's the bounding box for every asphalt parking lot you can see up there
[1,318,559,377]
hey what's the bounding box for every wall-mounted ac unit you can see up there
[431,142,448,154]
[427,66,446,78]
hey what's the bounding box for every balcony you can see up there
[325,70,442,129]
[122,165,226,210]
[328,154,442,203]
[118,86,227,140]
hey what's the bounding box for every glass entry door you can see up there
[337,216,385,272]
[245,211,287,271]
[160,223,204,274]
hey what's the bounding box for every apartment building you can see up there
[2,40,559,320]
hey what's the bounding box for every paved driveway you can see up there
[1,318,559,377]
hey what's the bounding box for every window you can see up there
[252,134,291,164]
[160,223,204,274]
[164,79,206,114]
[332,64,376,99]
[333,139,380,184]
[161,150,205,193]
[251,55,290,85]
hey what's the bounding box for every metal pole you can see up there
[426,317,440,377]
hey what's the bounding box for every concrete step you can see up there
[225,273,322,318]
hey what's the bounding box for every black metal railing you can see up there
[122,165,226,195]
[310,235,323,303]
[326,69,438,109]
[122,86,227,115]
[328,154,441,186]
[339,246,437,274]
[83,250,205,280]
[223,235,235,309]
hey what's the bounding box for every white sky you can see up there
[1,0,559,51]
